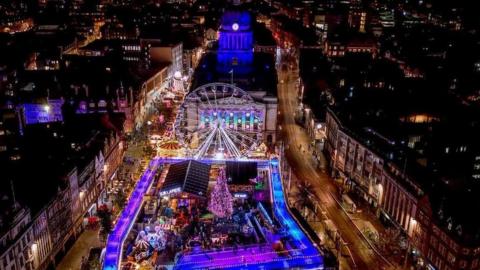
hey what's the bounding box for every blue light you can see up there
[103,158,161,270]
[217,11,254,74]
[103,157,323,270]
[173,158,323,270]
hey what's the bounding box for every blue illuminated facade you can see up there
[23,99,64,125]
[217,11,254,74]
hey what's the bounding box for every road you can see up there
[276,51,391,270]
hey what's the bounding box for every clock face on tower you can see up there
[232,23,239,31]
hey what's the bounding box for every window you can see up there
[427,249,435,260]
[438,244,447,256]
[441,232,449,242]
[430,237,438,248]
[447,252,456,264]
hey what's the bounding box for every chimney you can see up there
[84,85,89,97]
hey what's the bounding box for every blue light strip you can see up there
[102,157,269,270]
[102,157,322,270]
[258,202,274,226]
[103,158,161,270]
[269,158,323,259]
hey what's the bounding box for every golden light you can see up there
[79,190,86,200]
[31,243,38,252]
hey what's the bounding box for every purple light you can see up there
[173,158,323,270]
[103,158,161,270]
[102,157,320,270]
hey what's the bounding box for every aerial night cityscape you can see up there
[0,1,479,270]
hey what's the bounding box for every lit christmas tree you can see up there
[208,168,233,218]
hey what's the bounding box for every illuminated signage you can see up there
[159,187,181,196]
[234,193,248,198]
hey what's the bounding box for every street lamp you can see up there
[410,218,417,237]
[404,217,418,268]
[31,243,38,267]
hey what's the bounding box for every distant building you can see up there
[378,10,395,28]
[325,105,480,270]
[187,9,278,145]
[348,9,367,33]
[1,114,125,270]
[324,35,377,57]
[140,39,183,77]
[0,204,35,270]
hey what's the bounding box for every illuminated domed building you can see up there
[175,7,278,159]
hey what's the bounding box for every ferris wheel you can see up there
[174,83,264,159]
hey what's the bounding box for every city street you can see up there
[56,229,101,270]
[276,50,392,270]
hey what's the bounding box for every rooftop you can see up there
[328,77,480,246]
[2,113,124,215]
[160,160,211,198]
[192,51,277,97]
[225,161,257,185]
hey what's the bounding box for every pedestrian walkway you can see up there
[288,179,352,270]
[349,209,407,266]
[57,228,101,270]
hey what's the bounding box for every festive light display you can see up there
[103,158,161,270]
[208,168,234,218]
[173,159,324,269]
[23,99,64,124]
[174,83,265,159]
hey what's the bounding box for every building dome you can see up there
[220,11,252,32]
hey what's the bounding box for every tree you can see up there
[113,191,127,212]
[292,181,315,220]
[97,205,113,235]
[208,168,233,218]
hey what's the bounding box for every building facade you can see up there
[325,108,480,270]
[0,207,35,270]
[1,128,125,270]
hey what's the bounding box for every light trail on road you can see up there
[276,50,391,270]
